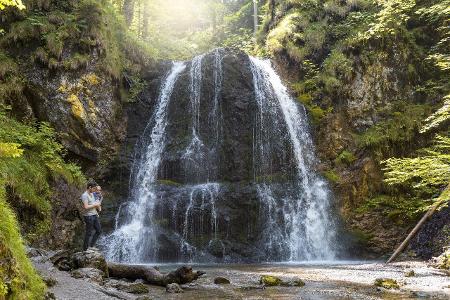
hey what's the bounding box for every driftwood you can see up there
[387,184,450,264]
[107,262,205,286]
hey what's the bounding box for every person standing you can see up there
[81,181,102,251]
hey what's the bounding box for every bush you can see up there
[356,104,431,155]
[335,150,356,165]
[0,109,84,299]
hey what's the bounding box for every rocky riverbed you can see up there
[31,249,449,300]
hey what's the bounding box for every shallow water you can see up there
[143,262,450,300]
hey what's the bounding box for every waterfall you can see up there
[179,51,223,260]
[250,56,336,261]
[104,50,337,263]
[102,62,186,262]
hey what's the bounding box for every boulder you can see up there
[214,277,231,284]
[259,275,282,286]
[42,276,57,287]
[166,283,184,293]
[116,282,149,294]
[281,278,305,287]
[71,268,105,283]
[71,249,108,276]
[104,279,150,294]
[50,250,74,271]
[374,278,399,289]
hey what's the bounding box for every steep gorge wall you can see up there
[0,0,162,250]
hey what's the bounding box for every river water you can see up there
[145,261,449,299]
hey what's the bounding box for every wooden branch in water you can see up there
[107,263,205,286]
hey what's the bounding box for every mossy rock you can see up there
[214,277,231,284]
[280,278,305,287]
[42,276,58,287]
[404,270,415,277]
[259,275,282,286]
[374,278,399,289]
[118,282,149,294]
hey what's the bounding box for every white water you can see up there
[104,52,336,263]
[102,62,186,262]
[250,57,336,261]
[180,52,223,260]
[183,54,208,183]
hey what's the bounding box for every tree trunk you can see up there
[253,0,258,38]
[123,0,135,27]
[107,262,205,286]
[269,0,276,21]
[142,0,150,40]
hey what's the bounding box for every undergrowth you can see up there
[0,108,84,299]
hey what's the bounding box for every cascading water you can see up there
[250,56,336,261]
[104,49,337,263]
[102,62,186,262]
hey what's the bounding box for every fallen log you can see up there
[107,262,205,286]
[386,183,450,264]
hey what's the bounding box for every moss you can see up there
[356,195,429,222]
[266,12,302,54]
[260,275,282,286]
[0,52,24,103]
[356,104,431,154]
[322,170,340,183]
[67,94,85,120]
[62,53,89,70]
[374,278,399,289]
[335,150,356,166]
[296,92,332,124]
[349,228,374,246]
[0,193,47,299]
[157,179,181,186]
[0,109,84,298]
[82,73,101,86]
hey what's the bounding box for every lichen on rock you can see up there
[374,278,400,289]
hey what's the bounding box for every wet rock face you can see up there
[160,51,258,183]
[107,49,300,262]
[71,249,108,276]
[24,63,126,168]
[410,206,450,259]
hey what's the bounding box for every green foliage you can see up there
[266,12,302,54]
[319,50,353,94]
[335,150,356,166]
[358,0,416,41]
[356,104,430,153]
[0,143,23,158]
[0,108,84,298]
[0,188,46,300]
[322,170,340,183]
[0,110,84,240]
[296,92,332,124]
[421,95,450,133]
[0,52,24,103]
[349,228,374,245]
[383,135,450,189]
[0,0,24,10]
[357,195,429,222]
